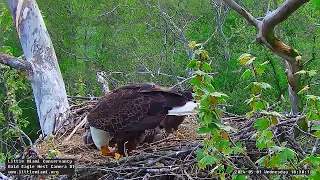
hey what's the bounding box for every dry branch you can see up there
[96,72,110,95]
[0,53,32,72]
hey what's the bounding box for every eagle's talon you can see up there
[174,130,185,138]
[101,145,116,156]
[114,153,122,159]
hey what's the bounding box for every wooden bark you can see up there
[6,0,69,138]
[0,52,32,71]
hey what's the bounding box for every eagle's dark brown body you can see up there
[85,83,194,155]
[161,116,186,134]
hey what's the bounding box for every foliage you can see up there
[46,135,61,159]
[188,44,246,179]
[0,1,319,178]
[0,62,30,163]
[292,58,320,179]
[239,53,320,179]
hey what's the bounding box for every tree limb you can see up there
[0,52,32,71]
[263,0,310,32]
[222,0,260,27]
[96,72,110,95]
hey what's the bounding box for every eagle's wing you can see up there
[87,83,190,135]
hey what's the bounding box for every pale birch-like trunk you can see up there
[6,0,69,138]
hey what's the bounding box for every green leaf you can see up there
[244,97,254,105]
[255,67,265,75]
[294,70,307,75]
[217,164,225,171]
[311,0,320,11]
[188,59,197,68]
[313,131,320,138]
[203,113,214,123]
[233,174,247,180]
[210,92,229,98]
[253,101,266,111]
[202,63,211,72]
[7,152,12,159]
[250,85,261,94]
[189,77,202,86]
[260,110,283,118]
[253,82,272,90]
[256,130,273,149]
[200,96,211,107]
[308,70,317,77]
[199,155,215,166]
[196,149,206,161]
[254,117,270,131]
[311,122,320,131]
[236,142,243,147]
[270,145,285,152]
[238,53,254,65]
[222,147,233,155]
[198,126,211,135]
[241,69,252,79]
[303,155,320,164]
[310,170,320,180]
[283,148,296,160]
[203,74,213,85]
[245,57,256,65]
[0,46,13,54]
[226,166,233,174]
[269,155,280,167]
[306,95,320,101]
[255,156,267,166]
[216,123,236,132]
[232,146,244,153]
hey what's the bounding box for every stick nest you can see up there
[8,97,319,180]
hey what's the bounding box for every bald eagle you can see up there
[86,83,198,156]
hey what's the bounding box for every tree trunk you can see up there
[285,60,302,115]
[6,0,69,138]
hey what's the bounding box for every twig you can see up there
[171,72,218,89]
[0,172,11,180]
[65,116,88,141]
[98,6,118,17]
[311,138,319,156]
[124,141,129,157]
[67,96,101,100]
[96,72,110,95]
[294,124,318,138]
[8,123,33,147]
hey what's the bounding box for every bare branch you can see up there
[8,123,33,148]
[264,0,310,32]
[0,172,11,180]
[222,0,260,27]
[99,6,118,17]
[0,53,32,71]
[96,72,110,95]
